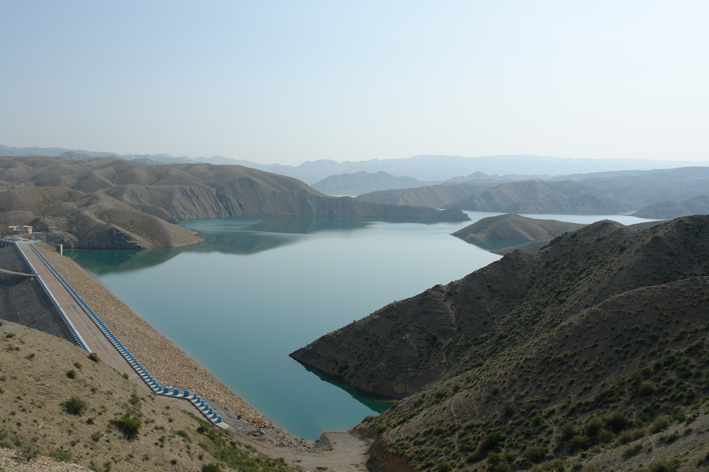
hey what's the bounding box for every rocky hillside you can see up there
[0,321,296,472]
[312,171,424,196]
[0,156,468,248]
[292,215,709,472]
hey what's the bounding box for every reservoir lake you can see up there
[67,212,656,441]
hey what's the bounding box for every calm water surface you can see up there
[67,212,656,440]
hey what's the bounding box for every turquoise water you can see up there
[66,212,656,440]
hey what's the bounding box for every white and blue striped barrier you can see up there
[27,242,228,427]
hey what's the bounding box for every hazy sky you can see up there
[1,1,708,165]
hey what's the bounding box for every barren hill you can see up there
[0,156,468,248]
[312,171,424,196]
[292,215,709,472]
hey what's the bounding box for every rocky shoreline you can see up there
[34,242,312,451]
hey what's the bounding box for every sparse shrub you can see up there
[647,457,680,472]
[585,416,604,436]
[49,450,72,462]
[202,464,221,472]
[73,362,82,370]
[581,465,599,472]
[61,396,87,416]
[649,415,672,433]
[110,414,141,441]
[617,427,645,445]
[88,352,100,362]
[18,444,39,462]
[570,435,592,451]
[623,443,643,457]
[478,431,506,454]
[606,413,629,433]
[533,458,565,472]
[91,431,103,442]
[639,381,657,396]
[523,445,547,464]
[561,422,576,440]
[66,369,76,379]
[597,428,614,443]
[503,403,516,416]
[438,459,453,472]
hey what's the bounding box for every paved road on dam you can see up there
[15,241,206,416]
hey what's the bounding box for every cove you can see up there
[66,212,656,440]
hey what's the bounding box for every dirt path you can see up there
[240,431,371,472]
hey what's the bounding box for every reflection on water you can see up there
[67,247,188,275]
[469,240,530,251]
[186,231,298,255]
[303,366,394,414]
[246,217,372,234]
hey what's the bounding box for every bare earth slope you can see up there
[292,215,709,472]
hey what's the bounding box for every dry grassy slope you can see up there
[452,214,585,243]
[0,321,297,472]
[360,277,709,472]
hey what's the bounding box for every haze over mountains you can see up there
[3,144,708,184]
[357,167,709,219]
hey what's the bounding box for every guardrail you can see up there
[26,242,227,428]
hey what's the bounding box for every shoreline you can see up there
[33,242,313,452]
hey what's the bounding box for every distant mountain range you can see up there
[3,144,707,185]
[357,167,709,218]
